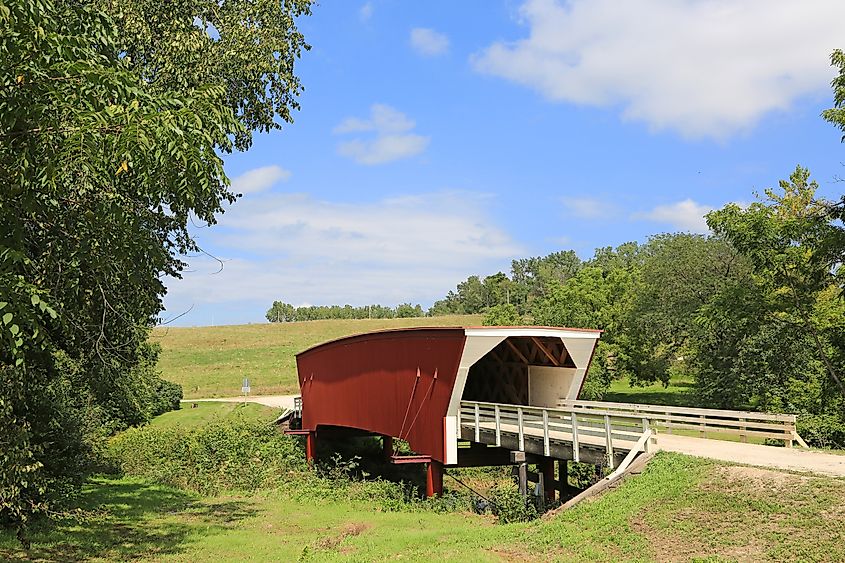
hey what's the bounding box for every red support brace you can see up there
[305,431,316,466]
[426,460,443,497]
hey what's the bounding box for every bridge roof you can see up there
[296,325,601,357]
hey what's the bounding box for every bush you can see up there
[108,408,305,495]
[797,412,845,449]
[150,379,182,417]
[488,481,537,524]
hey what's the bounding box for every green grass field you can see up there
[153,315,481,398]
[3,453,843,561]
[149,402,278,429]
[604,374,698,407]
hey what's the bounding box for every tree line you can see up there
[266,302,424,322]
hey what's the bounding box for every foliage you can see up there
[481,303,524,326]
[108,407,306,495]
[0,0,310,531]
[266,301,425,322]
[701,167,845,444]
[822,49,845,141]
[488,480,538,524]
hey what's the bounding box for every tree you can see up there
[707,167,844,396]
[701,168,845,443]
[0,0,311,533]
[395,303,423,318]
[482,304,524,326]
[819,49,845,288]
[620,234,749,386]
[822,49,845,141]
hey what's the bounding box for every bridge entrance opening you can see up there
[461,336,579,409]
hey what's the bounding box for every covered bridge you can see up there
[294,326,605,496]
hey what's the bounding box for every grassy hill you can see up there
[152,315,481,398]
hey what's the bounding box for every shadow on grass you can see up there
[0,477,259,562]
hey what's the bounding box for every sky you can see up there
[162,0,845,327]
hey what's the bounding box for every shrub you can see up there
[488,481,537,524]
[797,412,845,449]
[150,379,182,417]
[108,408,306,495]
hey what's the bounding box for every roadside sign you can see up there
[242,377,250,395]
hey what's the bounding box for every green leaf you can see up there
[10,324,20,336]
[2,312,11,325]
[31,295,40,306]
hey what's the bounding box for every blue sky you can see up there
[163,0,845,326]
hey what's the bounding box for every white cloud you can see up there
[334,104,430,165]
[163,191,522,316]
[636,199,713,233]
[562,196,617,219]
[359,2,373,21]
[410,28,450,57]
[472,0,845,139]
[230,165,291,194]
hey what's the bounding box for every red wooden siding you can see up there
[297,328,467,463]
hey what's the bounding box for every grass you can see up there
[3,453,843,562]
[604,374,698,407]
[149,402,278,430]
[152,315,481,399]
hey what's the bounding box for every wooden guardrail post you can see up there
[474,402,480,442]
[517,406,525,451]
[604,414,614,469]
[543,409,550,456]
[571,412,580,463]
[494,404,501,447]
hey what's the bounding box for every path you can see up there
[183,395,298,410]
[656,433,845,477]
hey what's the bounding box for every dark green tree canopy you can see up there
[1,0,312,532]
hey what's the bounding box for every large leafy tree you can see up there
[703,168,845,442]
[707,167,844,396]
[0,0,310,533]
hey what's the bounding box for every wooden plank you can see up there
[505,339,529,363]
[558,399,796,423]
[544,453,654,519]
[531,337,560,366]
[494,404,501,447]
[543,409,550,456]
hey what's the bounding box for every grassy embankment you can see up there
[2,386,844,561]
[152,315,481,398]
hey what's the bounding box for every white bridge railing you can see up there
[458,400,654,471]
[558,399,806,448]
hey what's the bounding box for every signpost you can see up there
[242,377,251,403]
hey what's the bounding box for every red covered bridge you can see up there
[293,326,654,497]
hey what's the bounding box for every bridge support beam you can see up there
[541,458,556,503]
[382,435,393,462]
[558,460,570,499]
[426,461,443,497]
